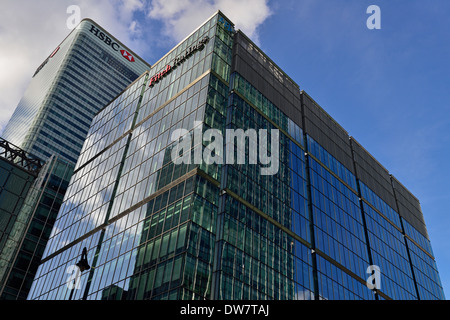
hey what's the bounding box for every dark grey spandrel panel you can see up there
[293,95,301,110]
[302,93,348,143]
[232,32,303,129]
[391,176,421,212]
[256,74,265,94]
[236,32,299,94]
[350,137,397,209]
[232,62,302,128]
[398,201,428,239]
[265,67,275,88]
[231,52,238,71]
[301,92,354,174]
[232,57,239,75]
[355,158,394,207]
[391,175,428,238]
[272,88,281,110]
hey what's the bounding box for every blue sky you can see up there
[258,0,450,298]
[1,0,449,299]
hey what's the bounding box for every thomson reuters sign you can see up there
[89,24,135,63]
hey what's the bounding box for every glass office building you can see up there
[0,155,74,300]
[28,12,444,300]
[0,20,149,299]
[0,138,43,266]
[0,138,66,298]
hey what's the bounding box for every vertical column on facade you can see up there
[350,137,421,300]
[0,155,57,297]
[390,175,421,299]
[210,77,232,300]
[79,74,148,300]
[349,137,378,300]
[79,133,132,300]
[299,93,319,300]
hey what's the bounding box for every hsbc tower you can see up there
[0,19,149,299]
[2,19,149,164]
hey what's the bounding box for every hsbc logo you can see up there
[89,24,134,63]
[121,50,135,62]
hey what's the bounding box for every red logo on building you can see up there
[120,50,135,62]
[50,46,60,58]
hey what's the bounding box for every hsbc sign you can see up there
[89,25,120,50]
[120,50,135,62]
[32,24,135,78]
[89,24,135,63]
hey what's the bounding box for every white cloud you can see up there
[147,0,272,43]
[0,1,64,135]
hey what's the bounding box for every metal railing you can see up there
[0,137,43,175]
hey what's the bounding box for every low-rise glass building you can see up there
[28,12,444,300]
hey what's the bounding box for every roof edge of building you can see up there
[235,28,300,91]
[390,174,421,205]
[301,90,349,136]
[148,10,222,69]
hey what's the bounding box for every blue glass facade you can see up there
[27,12,444,300]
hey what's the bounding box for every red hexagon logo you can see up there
[120,50,135,62]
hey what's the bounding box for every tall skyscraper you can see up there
[0,19,149,300]
[2,19,149,164]
[27,11,444,301]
